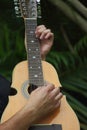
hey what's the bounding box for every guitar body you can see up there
[1,60,80,130]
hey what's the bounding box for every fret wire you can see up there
[25,18,44,86]
[28,59,41,62]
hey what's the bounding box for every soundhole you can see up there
[28,84,38,94]
[21,80,38,99]
[21,80,48,99]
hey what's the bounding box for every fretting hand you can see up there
[35,25,54,60]
[25,25,54,60]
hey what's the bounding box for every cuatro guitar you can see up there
[1,0,80,130]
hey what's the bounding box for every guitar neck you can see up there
[25,18,44,87]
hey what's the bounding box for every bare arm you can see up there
[0,84,62,130]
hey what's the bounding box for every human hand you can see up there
[25,25,53,60]
[35,25,54,60]
[26,84,63,123]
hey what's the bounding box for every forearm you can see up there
[0,106,35,130]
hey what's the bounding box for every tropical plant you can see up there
[48,0,87,33]
[0,24,26,80]
[47,35,87,130]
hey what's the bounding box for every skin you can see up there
[0,25,63,130]
[35,25,54,60]
[25,25,54,60]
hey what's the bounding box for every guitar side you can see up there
[1,60,80,130]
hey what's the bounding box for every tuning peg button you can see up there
[37,0,40,2]
[14,2,18,5]
[15,6,19,11]
[14,0,18,2]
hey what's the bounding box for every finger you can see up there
[36,25,46,31]
[39,29,51,40]
[35,25,46,37]
[35,86,42,91]
[35,83,55,93]
[31,86,42,94]
[44,32,54,39]
[55,100,61,108]
[45,83,55,92]
[49,87,60,98]
[55,92,63,101]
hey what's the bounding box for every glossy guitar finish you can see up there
[2,60,80,130]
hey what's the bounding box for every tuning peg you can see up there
[14,6,21,16]
[15,6,19,11]
[15,10,22,18]
[36,0,40,3]
[14,0,19,2]
[13,0,22,18]
[14,0,19,6]
[37,0,41,18]
[14,2,18,5]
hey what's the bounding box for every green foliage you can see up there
[47,35,87,130]
[74,35,87,59]
[0,24,26,80]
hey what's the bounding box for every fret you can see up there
[29,80,44,86]
[25,18,44,86]
[29,72,43,76]
[28,61,42,66]
[27,57,41,61]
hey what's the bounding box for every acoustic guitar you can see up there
[1,0,80,130]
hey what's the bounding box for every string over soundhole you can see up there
[28,84,38,94]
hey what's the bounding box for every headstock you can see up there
[14,0,41,19]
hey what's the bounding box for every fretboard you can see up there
[25,18,44,87]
